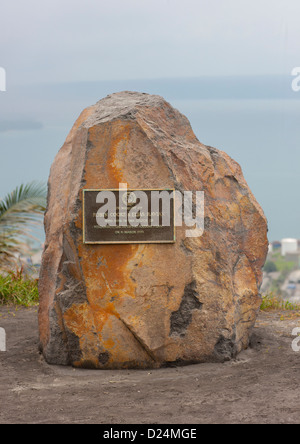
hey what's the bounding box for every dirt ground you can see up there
[0,306,300,424]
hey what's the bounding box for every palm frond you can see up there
[0,182,47,268]
[0,181,46,223]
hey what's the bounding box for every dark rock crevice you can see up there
[170,281,203,338]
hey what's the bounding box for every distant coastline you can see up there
[0,121,43,132]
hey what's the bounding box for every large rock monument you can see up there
[38,91,268,369]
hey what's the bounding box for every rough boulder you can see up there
[39,91,268,368]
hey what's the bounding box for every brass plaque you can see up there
[83,189,176,244]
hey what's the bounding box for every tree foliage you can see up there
[264,261,278,273]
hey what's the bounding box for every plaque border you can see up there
[82,188,176,245]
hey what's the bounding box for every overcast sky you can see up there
[1,0,300,85]
[1,0,300,240]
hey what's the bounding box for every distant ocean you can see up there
[1,77,300,241]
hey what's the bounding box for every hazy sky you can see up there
[1,0,300,241]
[1,0,300,85]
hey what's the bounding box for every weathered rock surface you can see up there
[39,91,268,369]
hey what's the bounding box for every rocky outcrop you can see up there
[38,91,268,368]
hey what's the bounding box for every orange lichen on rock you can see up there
[38,92,268,368]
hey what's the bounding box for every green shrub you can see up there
[0,268,39,306]
[261,292,300,311]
